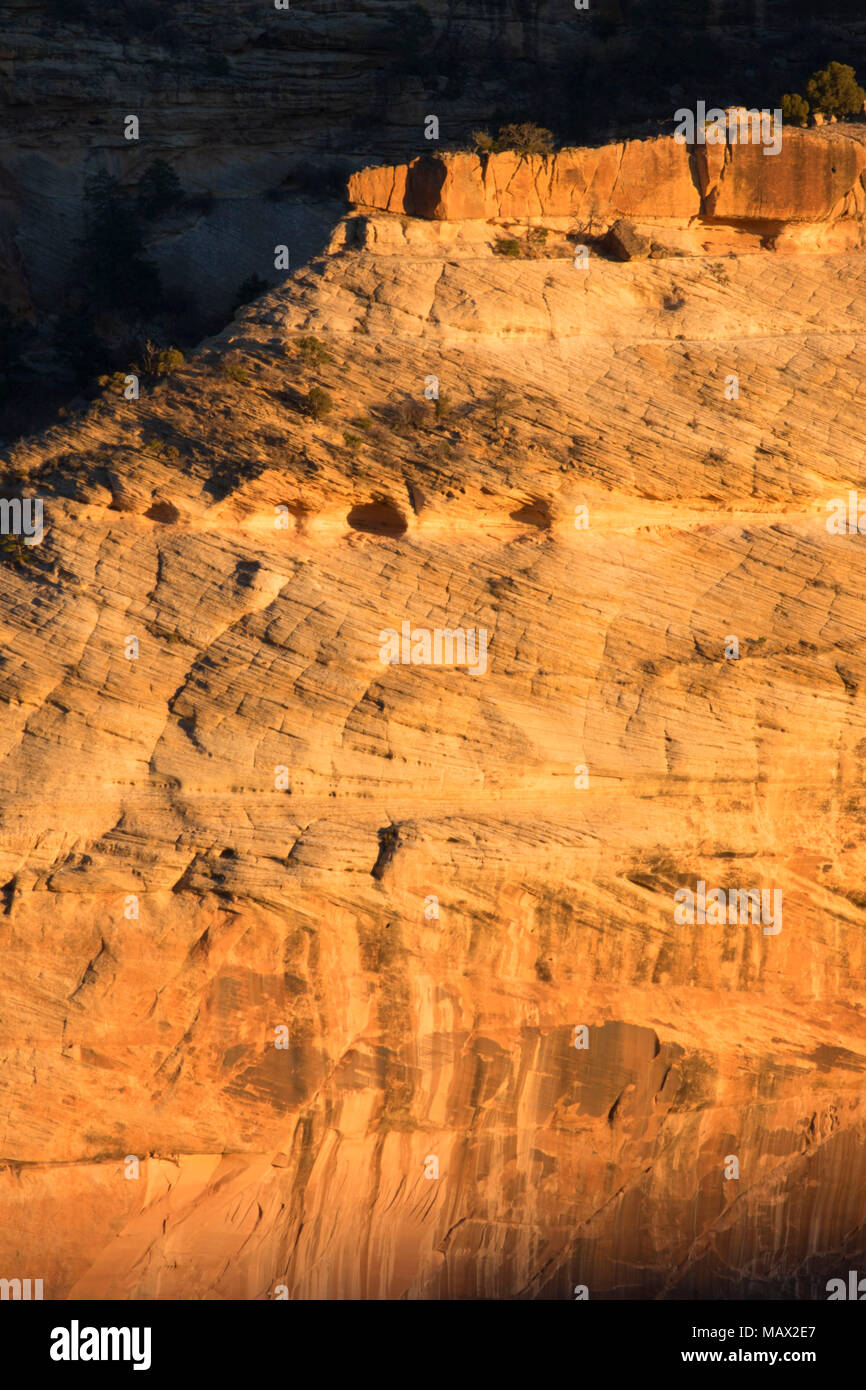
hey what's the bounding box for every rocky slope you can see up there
[1,139,866,1298]
[5,0,866,317]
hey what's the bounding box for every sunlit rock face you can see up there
[5,0,866,314]
[1,159,866,1298]
[348,128,866,243]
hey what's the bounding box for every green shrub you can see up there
[0,533,34,569]
[805,62,866,118]
[391,398,427,431]
[96,369,130,394]
[434,390,453,421]
[223,360,250,385]
[135,340,184,376]
[485,384,517,432]
[493,238,522,258]
[297,334,331,366]
[136,160,184,219]
[473,123,555,158]
[307,386,333,420]
[497,122,555,156]
[77,172,161,316]
[157,346,184,375]
[471,129,498,154]
[234,274,271,311]
[781,93,810,126]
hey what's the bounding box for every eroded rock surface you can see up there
[348,129,866,253]
[1,194,865,1298]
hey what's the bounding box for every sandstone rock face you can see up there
[704,128,866,222]
[2,189,866,1300]
[348,139,702,224]
[348,128,866,236]
[4,0,866,317]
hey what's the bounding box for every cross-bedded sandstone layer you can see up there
[0,190,865,1298]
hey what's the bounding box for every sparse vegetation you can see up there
[389,398,428,432]
[222,357,251,385]
[471,123,555,158]
[307,385,333,420]
[781,92,810,127]
[233,274,271,312]
[136,160,185,220]
[704,447,729,467]
[96,370,130,394]
[485,384,517,433]
[140,437,181,461]
[0,533,36,570]
[135,341,185,377]
[805,61,866,118]
[492,228,551,259]
[782,62,865,125]
[297,335,331,367]
[77,172,161,317]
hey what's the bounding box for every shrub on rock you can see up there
[805,62,866,118]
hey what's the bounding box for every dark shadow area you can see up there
[347,499,408,538]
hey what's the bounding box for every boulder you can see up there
[604,218,650,260]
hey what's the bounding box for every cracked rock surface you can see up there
[1,181,865,1298]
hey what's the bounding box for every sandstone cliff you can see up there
[348,127,866,252]
[1,143,866,1298]
[4,0,866,318]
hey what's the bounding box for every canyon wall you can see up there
[348,127,866,229]
[1,171,866,1295]
[4,0,866,316]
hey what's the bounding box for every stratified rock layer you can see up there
[1,202,866,1298]
[348,128,866,232]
